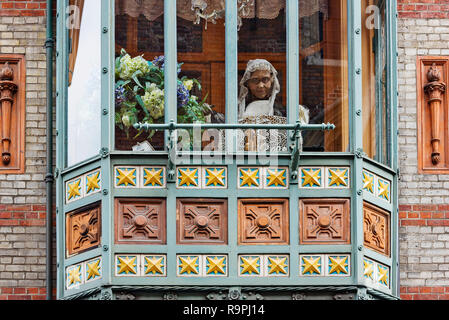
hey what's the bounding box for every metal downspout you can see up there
[45,0,54,300]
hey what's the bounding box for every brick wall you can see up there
[0,0,47,17]
[398,0,449,19]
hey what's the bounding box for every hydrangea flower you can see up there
[183,79,194,91]
[142,83,165,120]
[115,86,126,105]
[118,54,150,80]
[177,83,190,109]
[152,55,182,74]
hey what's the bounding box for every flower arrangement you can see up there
[115,49,212,143]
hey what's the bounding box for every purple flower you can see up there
[115,86,126,105]
[152,55,182,74]
[177,83,190,109]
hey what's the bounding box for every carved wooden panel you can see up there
[238,199,289,245]
[0,55,25,174]
[66,202,101,257]
[115,198,166,244]
[417,57,449,174]
[299,198,350,245]
[177,198,227,245]
[363,201,390,257]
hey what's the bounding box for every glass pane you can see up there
[114,0,165,151]
[237,0,287,153]
[176,1,226,151]
[300,0,349,152]
[362,0,391,166]
[67,0,102,166]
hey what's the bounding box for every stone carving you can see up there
[0,62,18,165]
[115,198,166,244]
[238,199,289,245]
[177,199,227,244]
[363,202,390,256]
[66,204,101,256]
[299,199,350,244]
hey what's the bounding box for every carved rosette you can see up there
[238,199,289,245]
[424,63,446,165]
[66,203,101,256]
[299,199,350,244]
[0,62,18,166]
[177,199,228,244]
[363,202,390,256]
[115,198,166,244]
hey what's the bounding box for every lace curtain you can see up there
[115,0,329,21]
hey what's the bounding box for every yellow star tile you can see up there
[117,256,137,275]
[86,259,101,280]
[68,265,82,286]
[240,257,260,275]
[178,168,199,187]
[143,168,164,187]
[179,256,199,275]
[144,256,164,275]
[206,256,226,275]
[328,168,348,187]
[268,257,288,275]
[328,256,348,275]
[363,260,374,280]
[302,256,321,275]
[301,168,321,187]
[116,168,136,187]
[205,168,226,187]
[266,169,287,187]
[67,179,81,200]
[378,265,389,286]
[86,171,100,194]
[378,180,390,201]
[240,168,259,187]
[363,171,374,193]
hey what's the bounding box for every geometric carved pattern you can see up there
[363,201,390,257]
[177,198,227,245]
[299,199,350,245]
[238,199,289,245]
[115,198,166,244]
[65,202,101,257]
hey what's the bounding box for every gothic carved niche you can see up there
[177,198,228,244]
[66,202,101,257]
[363,201,390,257]
[238,199,289,245]
[115,198,166,244]
[0,55,25,174]
[299,199,350,245]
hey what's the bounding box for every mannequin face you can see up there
[247,70,273,99]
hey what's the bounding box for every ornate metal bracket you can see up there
[424,63,446,165]
[0,62,18,166]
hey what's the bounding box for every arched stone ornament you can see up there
[0,56,25,174]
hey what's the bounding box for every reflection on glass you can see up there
[300,0,348,152]
[67,0,101,166]
[114,0,165,151]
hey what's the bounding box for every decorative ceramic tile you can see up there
[66,177,83,203]
[265,255,289,277]
[377,177,391,202]
[362,170,375,195]
[142,255,166,276]
[115,255,140,276]
[177,167,201,189]
[115,167,139,188]
[142,167,166,188]
[238,167,262,189]
[66,263,83,289]
[204,255,228,277]
[239,255,262,277]
[85,257,102,283]
[264,167,289,189]
[84,169,101,196]
[363,202,391,256]
[377,263,390,288]
[363,258,375,283]
[300,255,323,277]
[326,167,350,188]
[326,255,350,276]
[300,167,323,188]
[177,255,201,276]
[202,167,227,189]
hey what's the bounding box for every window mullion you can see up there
[286,0,299,125]
[225,0,238,125]
[164,0,177,142]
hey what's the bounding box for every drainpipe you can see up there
[45,0,55,300]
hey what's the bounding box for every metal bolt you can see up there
[103,189,108,195]
[356,68,361,75]
[356,109,361,116]
[358,245,363,251]
[102,67,108,74]
[103,27,108,33]
[357,190,363,196]
[102,108,108,115]
[103,245,109,252]
[355,28,361,34]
